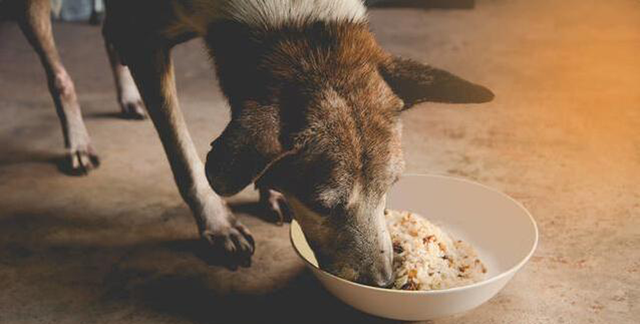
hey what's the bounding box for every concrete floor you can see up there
[1,0,639,323]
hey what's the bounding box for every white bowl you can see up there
[290,174,538,321]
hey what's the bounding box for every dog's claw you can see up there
[259,188,293,225]
[235,222,255,251]
[121,99,147,120]
[200,215,255,269]
[66,144,100,176]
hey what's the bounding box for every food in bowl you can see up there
[385,209,487,291]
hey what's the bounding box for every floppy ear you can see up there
[204,104,285,196]
[379,56,494,109]
[253,149,299,190]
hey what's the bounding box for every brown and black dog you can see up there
[2,0,493,287]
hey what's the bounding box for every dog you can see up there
[2,0,493,287]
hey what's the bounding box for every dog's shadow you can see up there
[0,206,394,324]
[124,260,390,324]
[104,217,392,324]
[0,135,390,324]
[99,237,394,324]
[0,145,96,177]
[0,133,93,176]
[0,140,75,176]
[135,204,385,324]
[86,111,150,121]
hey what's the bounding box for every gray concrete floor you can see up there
[0,0,639,323]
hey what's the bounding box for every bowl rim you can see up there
[289,173,539,295]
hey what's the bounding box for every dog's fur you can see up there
[3,0,493,286]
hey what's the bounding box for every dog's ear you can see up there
[204,104,285,196]
[379,56,494,109]
[253,149,299,190]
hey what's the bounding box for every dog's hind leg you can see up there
[105,39,146,120]
[16,0,99,174]
[125,47,254,267]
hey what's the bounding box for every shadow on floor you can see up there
[0,139,94,176]
[85,110,149,121]
[124,268,391,324]
[85,111,127,120]
[0,119,390,323]
[0,203,393,324]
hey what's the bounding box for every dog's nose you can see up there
[362,263,394,288]
[362,270,394,288]
[372,266,395,288]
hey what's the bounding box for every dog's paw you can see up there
[200,213,255,269]
[120,97,147,120]
[65,143,100,176]
[259,188,293,225]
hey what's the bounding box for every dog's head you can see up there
[204,22,493,287]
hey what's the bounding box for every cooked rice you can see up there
[385,209,486,291]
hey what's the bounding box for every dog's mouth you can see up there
[313,250,395,288]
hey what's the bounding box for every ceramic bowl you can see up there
[290,174,538,321]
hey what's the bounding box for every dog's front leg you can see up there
[126,47,254,266]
